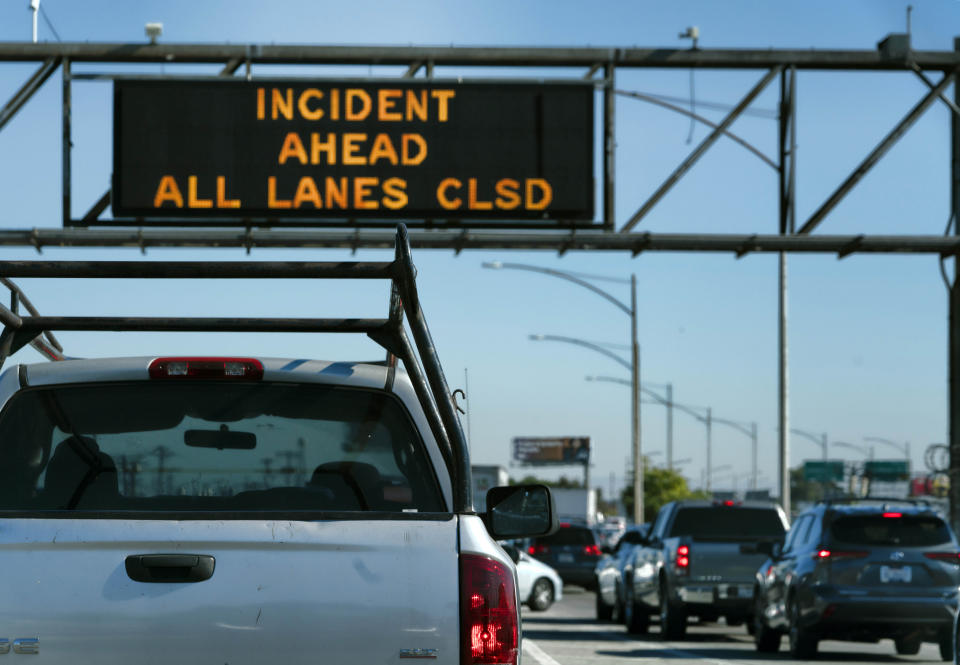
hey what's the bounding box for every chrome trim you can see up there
[399,648,439,659]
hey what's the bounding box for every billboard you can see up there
[113,79,594,223]
[512,436,590,465]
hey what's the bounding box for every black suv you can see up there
[527,522,602,589]
[752,499,959,660]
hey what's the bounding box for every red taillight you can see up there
[528,544,548,556]
[460,554,518,665]
[148,357,264,380]
[676,544,690,570]
[924,552,960,563]
[815,549,868,561]
[584,545,602,557]
[882,512,903,518]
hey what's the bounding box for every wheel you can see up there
[894,637,921,655]
[595,589,614,621]
[753,593,780,653]
[659,581,687,640]
[623,582,650,635]
[528,578,554,612]
[787,596,817,659]
[938,626,953,662]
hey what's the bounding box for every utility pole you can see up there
[951,36,960,536]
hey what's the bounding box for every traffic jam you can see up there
[514,498,960,665]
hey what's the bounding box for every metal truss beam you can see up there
[621,67,781,232]
[798,72,956,235]
[0,56,59,132]
[1,43,959,71]
[0,228,956,256]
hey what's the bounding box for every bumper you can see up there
[807,588,955,638]
[678,583,754,606]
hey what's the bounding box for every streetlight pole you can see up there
[864,436,910,463]
[589,375,672,470]
[485,261,642,523]
[712,416,760,490]
[631,275,642,523]
[791,428,828,461]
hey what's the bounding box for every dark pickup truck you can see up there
[622,499,789,638]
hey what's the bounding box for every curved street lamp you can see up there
[833,441,874,460]
[484,261,643,523]
[791,428,828,461]
[864,436,910,462]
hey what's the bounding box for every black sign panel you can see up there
[113,79,594,223]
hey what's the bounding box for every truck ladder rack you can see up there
[0,225,473,512]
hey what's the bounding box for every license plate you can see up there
[557,553,574,563]
[880,565,912,583]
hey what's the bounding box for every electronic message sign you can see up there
[113,79,594,223]
[512,437,590,466]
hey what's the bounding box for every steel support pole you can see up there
[751,422,758,490]
[61,58,70,228]
[949,37,960,536]
[631,274,643,523]
[604,63,616,232]
[778,66,796,517]
[706,407,713,493]
[666,383,674,470]
[822,433,828,462]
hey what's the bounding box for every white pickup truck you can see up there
[0,226,555,664]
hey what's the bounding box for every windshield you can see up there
[829,514,952,546]
[668,507,786,540]
[0,382,445,515]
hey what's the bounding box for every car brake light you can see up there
[815,549,868,561]
[584,545,602,556]
[924,552,960,563]
[882,512,902,518]
[528,544,548,556]
[149,357,264,380]
[460,553,518,665]
[676,544,690,570]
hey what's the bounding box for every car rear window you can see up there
[669,507,786,540]
[829,514,953,546]
[0,382,445,515]
[534,526,596,546]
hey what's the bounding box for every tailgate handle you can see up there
[125,554,216,583]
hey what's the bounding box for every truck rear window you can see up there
[829,514,952,546]
[0,382,445,514]
[669,507,785,540]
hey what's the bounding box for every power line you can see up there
[39,4,61,42]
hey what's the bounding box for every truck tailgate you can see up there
[0,518,459,665]
[688,541,767,583]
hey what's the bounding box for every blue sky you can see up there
[0,0,958,503]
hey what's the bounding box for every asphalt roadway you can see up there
[521,587,948,665]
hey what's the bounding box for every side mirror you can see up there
[485,484,558,540]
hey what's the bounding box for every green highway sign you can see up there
[804,460,845,482]
[864,460,910,481]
